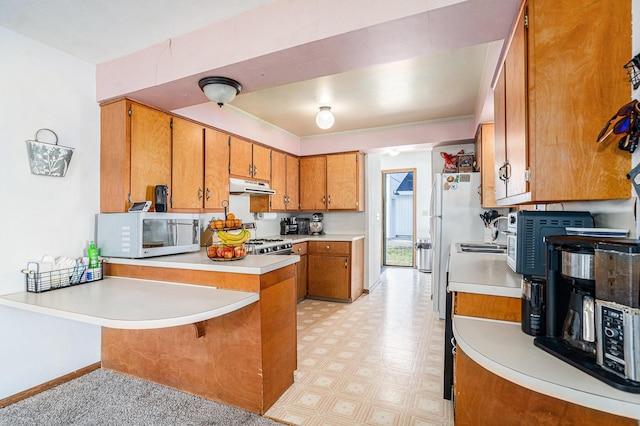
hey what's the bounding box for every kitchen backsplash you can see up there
[199,195,366,238]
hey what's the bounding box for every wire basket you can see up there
[22,262,103,293]
[26,128,74,177]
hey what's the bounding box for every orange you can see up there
[227,213,236,220]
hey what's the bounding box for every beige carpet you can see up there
[0,369,283,425]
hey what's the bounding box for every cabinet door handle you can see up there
[505,162,511,180]
[253,165,258,177]
[205,188,211,201]
[322,195,326,204]
[249,164,253,176]
[328,195,331,204]
[198,187,203,201]
[498,163,507,182]
[344,259,348,268]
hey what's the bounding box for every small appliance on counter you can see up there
[522,278,546,336]
[310,213,324,235]
[154,185,168,212]
[279,218,299,235]
[97,212,200,258]
[297,218,310,235]
[534,235,640,393]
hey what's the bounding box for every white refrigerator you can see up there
[430,173,485,319]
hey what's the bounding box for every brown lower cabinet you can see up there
[307,239,364,302]
[293,242,308,302]
[455,348,637,426]
[102,263,296,415]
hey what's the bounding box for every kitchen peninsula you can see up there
[101,251,299,415]
[447,245,640,424]
[1,252,299,415]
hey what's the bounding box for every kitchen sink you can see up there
[455,242,507,254]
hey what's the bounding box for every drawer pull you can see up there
[326,245,330,250]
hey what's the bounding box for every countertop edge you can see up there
[453,315,640,420]
[0,279,260,330]
[447,281,521,298]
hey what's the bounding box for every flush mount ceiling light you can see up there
[198,77,242,107]
[315,106,335,129]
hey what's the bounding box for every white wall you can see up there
[0,27,101,399]
[365,154,382,290]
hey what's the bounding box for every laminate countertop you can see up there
[454,315,640,420]
[448,242,521,298]
[267,234,365,243]
[102,248,299,275]
[0,277,259,329]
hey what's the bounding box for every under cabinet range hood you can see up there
[229,177,275,195]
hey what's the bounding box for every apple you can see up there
[234,245,244,257]
[224,250,234,259]
[216,246,225,258]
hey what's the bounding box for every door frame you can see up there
[381,168,417,268]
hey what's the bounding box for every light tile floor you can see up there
[265,267,454,425]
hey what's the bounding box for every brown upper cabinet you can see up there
[229,137,271,182]
[251,151,299,212]
[172,117,230,212]
[100,99,172,212]
[475,123,502,208]
[493,0,631,205]
[299,152,364,212]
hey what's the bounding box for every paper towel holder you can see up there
[254,212,278,220]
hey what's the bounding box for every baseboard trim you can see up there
[365,279,382,293]
[0,362,101,408]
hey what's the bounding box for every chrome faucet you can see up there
[489,216,508,241]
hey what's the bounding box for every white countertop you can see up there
[448,242,521,298]
[103,249,299,275]
[272,234,365,243]
[453,315,640,420]
[0,277,259,329]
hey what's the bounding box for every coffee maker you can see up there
[535,235,640,392]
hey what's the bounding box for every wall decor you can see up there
[26,128,74,177]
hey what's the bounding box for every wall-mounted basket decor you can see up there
[26,128,74,177]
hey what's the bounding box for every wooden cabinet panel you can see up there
[100,99,171,212]
[270,151,286,211]
[285,154,299,211]
[494,0,631,205]
[475,123,503,208]
[455,349,636,426]
[493,70,507,201]
[171,117,204,209]
[308,254,350,300]
[204,129,230,210]
[130,103,172,210]
[229,136,253,178]
[327,152,361,210]
[504,6,528,199]
[308,241,350,256]
[454,292,520,322]
[252,144,271,182]
[100,99,130,213]
[299,156,327,210]
[293,242,308,302]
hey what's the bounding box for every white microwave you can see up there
[96,212,200,258]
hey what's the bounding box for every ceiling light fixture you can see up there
[198,77,242,107]
[315,106,335,129]
[389,149,400,157]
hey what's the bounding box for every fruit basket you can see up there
[206,226,251,261]
[206,242,247,261]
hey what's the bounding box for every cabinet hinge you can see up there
[524,168,531,182]
[128,107,132,117]
[169,118,173,129]
[227,136,231,146]
[524,14,529,29]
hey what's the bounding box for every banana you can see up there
[217,228,250,245]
